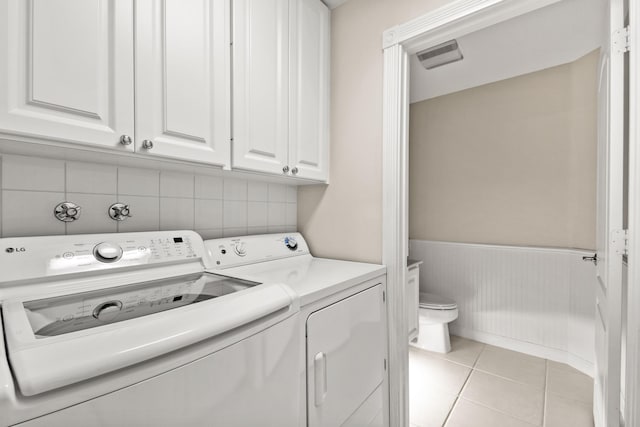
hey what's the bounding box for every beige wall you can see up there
[409,50,599,250]
[298,0,453,263]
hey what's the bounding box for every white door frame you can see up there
[380,0,635,425]
[625,1,640,425]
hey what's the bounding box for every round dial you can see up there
[284,236,298,251]
[92,300,123,322]
[93,242,124,263]
[234,242,247,257]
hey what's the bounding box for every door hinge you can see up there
[613,26,631,53]
[384,359,387,371]
[612,229,629,256]
[382,291,385,302]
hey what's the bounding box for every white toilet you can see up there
[412,292,458,353]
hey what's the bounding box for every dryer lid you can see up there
[419,292,457,310]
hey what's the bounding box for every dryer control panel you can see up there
[205,233,310,269]
[0,231,203,284]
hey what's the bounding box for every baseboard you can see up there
[451,326,594,378]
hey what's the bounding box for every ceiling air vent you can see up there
[416,39,464,70]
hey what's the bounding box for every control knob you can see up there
[234,242,247,257]
[93,300,123,322]
[284,236,298,251]
[94,242,124,263]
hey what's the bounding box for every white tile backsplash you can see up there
[268,202,287,226]
[195,175,223,200]
[285,203,297,227]
[2,190,65,237]
[223,227,248,237]
[195,199,223,230]
[159,197,194,230]
[223,200,248,228]
[268,183,287,202]
[2,155,65,192]
[248,181,268,201]
[66,162,117,195]
[0,155,297,239]
[247,201,268,227]
[118,167,160,196]
[223,178,247,201]
[117,196,160,233]
[286,185,297,203]
[65,193,118,234]
[160,172,194,198]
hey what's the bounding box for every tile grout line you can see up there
[466,344,547,426]
[542,360,549,427]
[440,343,486,426]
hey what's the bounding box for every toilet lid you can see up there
[419,292,457,310]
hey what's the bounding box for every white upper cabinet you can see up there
[232,0,290,175]
[233,0,330,182]
[289,0,330,182]
[135,0,230,166]
[0,0,135,151]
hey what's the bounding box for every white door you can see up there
[594,0,626,425]
[307,285,385,427]
[135,0,230,166]
[406,267,419,341]
[289,0,330,182]
[0,0,134,151]
[232,0,290,176]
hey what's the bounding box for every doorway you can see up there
[381,0,638,426]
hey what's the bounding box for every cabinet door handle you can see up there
[283,165,290,174]
[314,352,327,407]
[119,135,132,145]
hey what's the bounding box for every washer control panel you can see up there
[0,231,203,283]
[205,233,310,269]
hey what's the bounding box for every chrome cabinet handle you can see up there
[119,135,133,145]
[291,167,299,175]
[283,165,290,174]
[142,139,154,150]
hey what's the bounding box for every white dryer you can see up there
[204,233,389,427]
[0,231,301,427]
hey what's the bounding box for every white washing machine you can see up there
[204,233,389,427]
[0,231,301,427]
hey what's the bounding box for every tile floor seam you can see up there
[455,396,541,426]
[441,348,479,427]
[411,338,593,427]
[472,366,547,389]
[542,359,549,426]
[461,369,546,426]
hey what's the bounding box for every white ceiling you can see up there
[410,0,605,104]
[322,0,350,10]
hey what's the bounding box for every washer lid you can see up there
[419,292,457,310]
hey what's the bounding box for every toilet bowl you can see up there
[412,292,458,353]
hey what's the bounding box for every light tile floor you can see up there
[410,336,594,427]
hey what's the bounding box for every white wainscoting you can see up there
[409,239,597,376]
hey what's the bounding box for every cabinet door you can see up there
[0,0,134,151]
[307,285,385,427]
[407,267,419,341]
[289,0,330,182]
[135,0,230,166]
[232,0,290,175]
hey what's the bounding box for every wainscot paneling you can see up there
[409,239,596,376]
